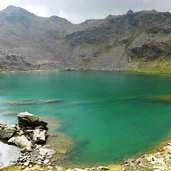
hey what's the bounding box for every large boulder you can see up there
[8,135,32,152]
[0,123,16,141]
[32,129,48,144]
[17,112,48,129]
[0,112,49,153]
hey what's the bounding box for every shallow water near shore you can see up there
[0,141,20,167]
[1,71,171,166]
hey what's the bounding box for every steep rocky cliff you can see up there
[0,6,170,71]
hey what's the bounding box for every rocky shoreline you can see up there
[0,112,118,171]
[0,68,124,73]
[1,69,171,78]
[0,112,56,169]
[1,112,171,171]
[122,141,171,171]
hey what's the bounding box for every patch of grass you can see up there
[107,164,122,171]
[128,56,171,74]
[0,165,21,171]
[0,165,64,171]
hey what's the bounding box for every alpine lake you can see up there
[1,71,171,166]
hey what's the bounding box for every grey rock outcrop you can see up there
[8,135,32,152]
[17,112,48,129]
[0,123,16,140]
[0,112,48,152]
[128,32,171,60]
[0,112,53,168]
[0,6,170,71]
[32,129,48,144]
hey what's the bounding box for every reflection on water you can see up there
[0,141,20,168]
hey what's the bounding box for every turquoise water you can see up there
[1,72,171,165]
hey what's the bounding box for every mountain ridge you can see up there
[0,6,170,72]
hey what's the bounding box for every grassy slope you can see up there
[128,57,171,74]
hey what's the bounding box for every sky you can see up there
[0,0,171,24]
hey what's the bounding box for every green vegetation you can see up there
[128,57,171,74]
[0,165,56,171]
[0,164,123,171]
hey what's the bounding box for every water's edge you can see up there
[2,136,171,171]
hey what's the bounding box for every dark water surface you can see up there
[1,71,171,165]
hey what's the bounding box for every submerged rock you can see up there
[39,147,56,157]
[17,112,48,129]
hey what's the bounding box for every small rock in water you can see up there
[39,147,56,156]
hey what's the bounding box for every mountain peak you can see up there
[1,5,34,17]
[4,5,19,10]
[127,10,134,15]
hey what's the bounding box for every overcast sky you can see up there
[0,0,171,23]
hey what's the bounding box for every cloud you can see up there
[23,5,48,17]
[0,0,20,10]
[0,0,170,23]
[57,10,69,19]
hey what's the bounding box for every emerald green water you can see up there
[1,71,171,165]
